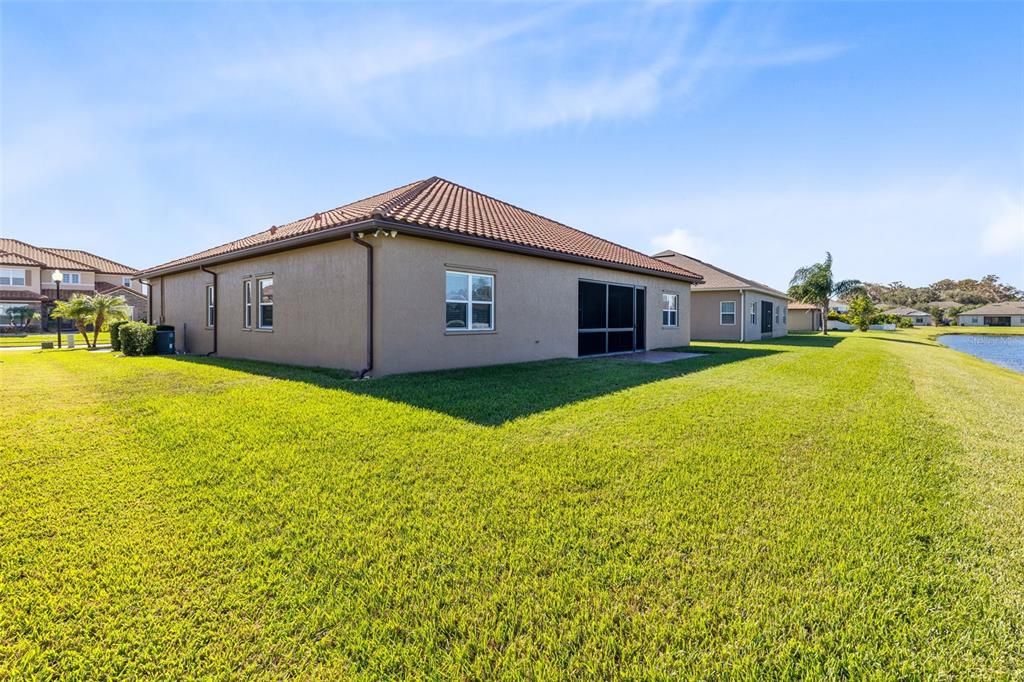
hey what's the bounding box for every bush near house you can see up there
[118,322,156,356]
[108,321,130,352]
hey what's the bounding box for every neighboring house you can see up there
[651,251,789,341]
[829,299,850,314]
[788,302,823,332]
[140,177,703,376]
[956,301,1024,327]
[0,239,147,332]
[887,306,932,326]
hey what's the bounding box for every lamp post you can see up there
[51,270,63,349]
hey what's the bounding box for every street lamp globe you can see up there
[52,269,63,283]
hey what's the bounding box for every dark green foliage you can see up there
[108,321,130,351]
[118,322,156,356]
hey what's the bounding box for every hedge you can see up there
[108,321,130,352]
[119,322,156,356]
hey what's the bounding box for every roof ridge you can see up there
[414,178,704,281]
[655,250,786,296]
[371,177,437,219]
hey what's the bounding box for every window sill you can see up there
[255,327,274,333]
[445,330,496,336]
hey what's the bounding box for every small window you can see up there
[258,277,273,329]
[0,268,26,286]
[783,307,787,323]
[206,285,216,327]
[243,280,252,329]
[661,293,679,327]
[750,302,757,324]
[775,306,780,323]
[62,272,80,284]
[720,301,736,325]
[122,276,132,287]
[445,271,493,331]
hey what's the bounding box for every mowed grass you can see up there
[1,329,1022,678]
[0,331,110,348]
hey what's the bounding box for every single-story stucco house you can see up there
[140,177,704,376]
[788,302,823,332]
[651,251,789,341]
[956,301,1024,327]
[886,306,932,326]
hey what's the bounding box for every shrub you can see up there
[119,322,156,356]
[896,317,914,329]
[108,321,130,351]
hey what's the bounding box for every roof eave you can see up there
[140,217,704,284]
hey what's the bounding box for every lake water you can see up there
[938,334,1024,374]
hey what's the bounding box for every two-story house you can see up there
[0,239,148,332]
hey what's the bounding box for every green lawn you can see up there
[0,331,110,348]
[1,329,1022,677]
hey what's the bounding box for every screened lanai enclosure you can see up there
[577,279,646,356]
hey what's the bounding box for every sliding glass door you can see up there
[578,280,646,356]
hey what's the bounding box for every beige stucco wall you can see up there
[151,234,693,375]
[690,290,742,341]
[96,273,147,295]
[372,236,691,375]
[742,291,789,340]
[788,308,820,332]
[0,265,41,295]
[152,240,368,368]
[40,268,95,294]
[957,314,1024,327]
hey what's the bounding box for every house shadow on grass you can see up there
[168,347,780,426]
[758,334,846,348]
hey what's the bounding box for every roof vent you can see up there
[313,212,322,223]
[269,225,278,235]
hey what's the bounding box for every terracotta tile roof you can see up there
[0,290,44,302]
[958,301,1024,316]
[0,239,98,271]
[141,177,702,282]
[887,306,930,317]
[652,251,788,297]
[788,302,820,310]
[95,281,147,301]
[0,250,43,267]
[41,248,138,275]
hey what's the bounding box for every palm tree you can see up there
[788,252,864,335]
[89,294,129,348]
[50,295,96,347]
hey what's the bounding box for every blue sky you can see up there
[2,1,1022,289]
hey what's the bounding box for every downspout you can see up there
[351,233,374,378]
[199,265,217,356]
[739,290,746,342]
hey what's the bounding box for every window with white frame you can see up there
[720,301,736,325]
[62,272,81,284]
[661,293,679,327]
[783,307,787,323]
[750,302,757,324]
[445,271,493,331]
[0,268,26,286]
[775,305,780,323]
[122,276,132,287]
[258,277,273,329]
[243,280,252,328]
[971,317,979,324]
[206,285,216,327]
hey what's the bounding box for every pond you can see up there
[938,334,1024,374]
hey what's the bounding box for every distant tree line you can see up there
[860,275,1022,307]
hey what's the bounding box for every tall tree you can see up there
[788,253,864,335]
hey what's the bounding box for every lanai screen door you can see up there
[578,280,646,356]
